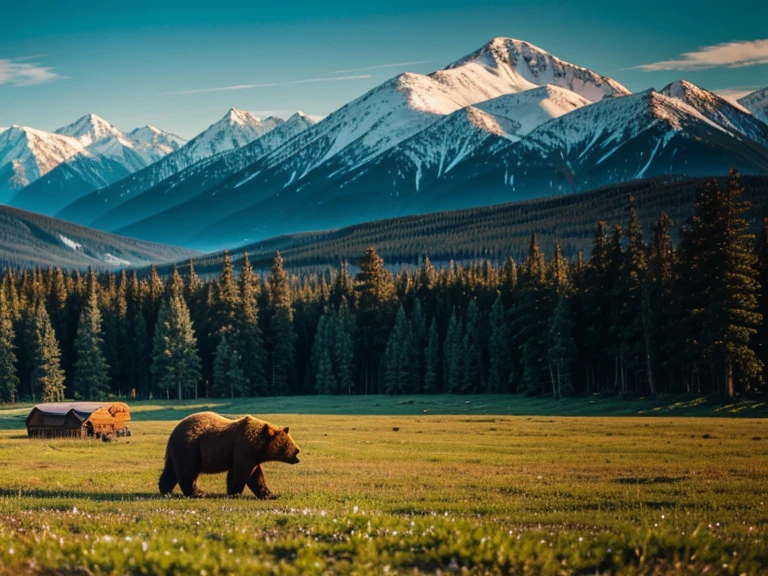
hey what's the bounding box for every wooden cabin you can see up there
[25,402,131,439]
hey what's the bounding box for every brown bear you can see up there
[158,412,301,498]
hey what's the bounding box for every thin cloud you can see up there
[715,87,760,103]
[0,57,63,86]
[636,39,768,71]
[329,60,433,74]
[167,74,371,96]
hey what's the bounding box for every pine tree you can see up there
[423,317,440,393]
[756,217,768,383]
[460,299,484,393]
[513,233,550,395]
[443,311,464,392]
[237,252,268,395]
[73,282,110,400]
[330,260,355,309]
[646,212,675,394]
[547,294,576,399]
[212,335,248,398]
[355,247,395,394]
[311,313,335,394]
[383,306,412,394]
[266,252,296,395]
[678,171,763,399]
[166,265,185,300]
[32,304,66,402]
[488,296,512,393]
[607,224,626,393]
[215,250,240,336]
[151,296,201,400]
[410,299,426,392]
[333,298,355,395]
[0,290,20,402]
[618,194,648,394]
[582,222,613,392]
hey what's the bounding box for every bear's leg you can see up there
[175,449,207,498]
[247,465,278,500]
[158,455,178,494]
[226,462,253,496]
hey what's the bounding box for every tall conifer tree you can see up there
[0,290,20,402]
[73,281,110,399]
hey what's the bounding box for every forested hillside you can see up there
[0,171,764,404]
[0,204,198,270]
[171,175,768,276]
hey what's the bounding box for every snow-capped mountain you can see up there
[444,37,630,102]
[4,114,185,214]
[0,126,86,203]
[9,114,180,215]
[93,112,316,233]
[440,88,768,198]
[174,86,593,247]
[40,39,768,253]
[104,39,629,248]
[127,125,186,161]
[236,38,630,182]
[661,81,768,149]
[55,113,171,170]
[739,87,768,126]
[57,108,285,226]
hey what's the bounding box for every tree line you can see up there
[0,170,764,404]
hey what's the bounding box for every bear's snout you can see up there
[290,448,301,464]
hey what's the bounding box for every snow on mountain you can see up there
[182,108,282,164]
[56,109,289,226]
[661,80,768,149]
[473,88,768,195]
[342,85,591,195]
[250,38,630,185]
[8,113,186,215]
[113,86,594,249]
[56,113,126,147]
[0,126,86,203]
[127,125,186,161]
[739,87,768,126]
[92,112,316,232]
[55,113,159,171]
[0,203,198,270]
[443,37,631,103]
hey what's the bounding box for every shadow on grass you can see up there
[0,487,270,502]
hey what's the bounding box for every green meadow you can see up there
[0,395,766,575]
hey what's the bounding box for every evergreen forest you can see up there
[1,171,765,404]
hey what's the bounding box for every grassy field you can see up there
[0,395,766,574]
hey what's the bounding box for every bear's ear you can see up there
[262,424,276,438]
[283,426,290,434]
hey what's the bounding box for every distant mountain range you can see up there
[156,174,768,277]
[0,204,197,270]
[59,111,315,231]
[0,114,184,210]
[3,37,768,256]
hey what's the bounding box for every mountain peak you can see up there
[443,37,631,103]
[222,108,260,125]
[739,87,768,125]
[55,113,124,146]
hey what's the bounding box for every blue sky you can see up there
[2,0,767,139]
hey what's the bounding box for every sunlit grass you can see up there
[0,396,766,574]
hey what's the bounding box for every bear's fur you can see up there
[158,412,301,498]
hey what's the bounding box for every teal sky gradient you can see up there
[2,0,767,138]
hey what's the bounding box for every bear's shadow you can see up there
[0,487,257,502]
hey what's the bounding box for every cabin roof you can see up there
[26,402,130,425]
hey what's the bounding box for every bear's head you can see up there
[261,423,301,464]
